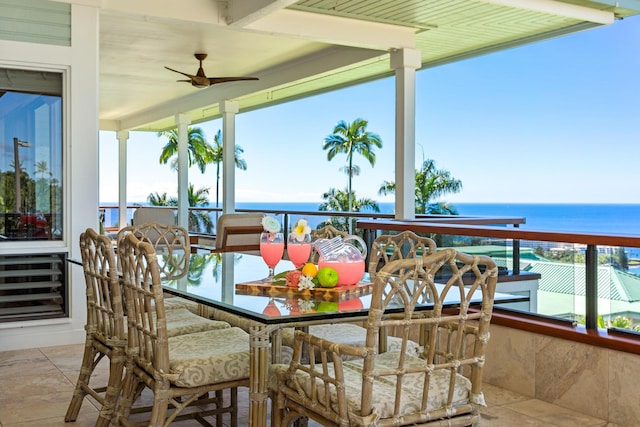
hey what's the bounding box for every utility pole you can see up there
[13,137,32,213]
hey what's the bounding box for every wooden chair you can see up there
[115,232,251,426]
[65,228,127,427]
[270,248,499,427]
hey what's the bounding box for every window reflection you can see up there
[0,67,63,241]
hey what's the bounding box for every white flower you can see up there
[298,299,315,313]
[262,215,281,233]
[292,218,311,242]
[298,274,315,291]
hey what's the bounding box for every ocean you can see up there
[234,202,640,236]
[104,201,640,271]
[110,201,640,235]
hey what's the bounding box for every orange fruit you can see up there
[301,263,318,278]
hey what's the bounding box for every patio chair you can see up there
[215,212,265,253]
[115,232,251,426]
[131,206,176,226]
[270,248,499,427]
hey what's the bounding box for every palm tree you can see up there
[317,187,379,233]
[323,118,382,213]
[157,126,214,173]
[379,159,462,215]
[147,191,172,207]
[35,161,50,180]
[147,184,214,233]
[210,129,248,208]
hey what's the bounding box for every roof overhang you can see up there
[93,0,640,132]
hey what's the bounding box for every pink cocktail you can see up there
[287,243,311,268]
[260,232,284,281]
[260,242,284,268]
[317,259,365,287]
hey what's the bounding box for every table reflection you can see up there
[161,252,370,320]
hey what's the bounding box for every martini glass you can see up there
[260,232,284,281]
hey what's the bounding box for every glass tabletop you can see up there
[161,252,374,324]
[68,251,527,324]
[160,252,529,325]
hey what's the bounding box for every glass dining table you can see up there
[70,250,527,427]
[159,251,528,427]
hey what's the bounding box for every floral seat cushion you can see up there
[122,308,231,340]
[167,326,251,387]
[281,324,422,359]
[270,351,477,421]
[163,296,200,314]
[164,308,231,337]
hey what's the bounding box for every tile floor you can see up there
[0,344,618,426]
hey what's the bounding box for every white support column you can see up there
[176,113,191,229]
[116,130,129,228]
[220,100,239,214]
[390,48,421,220]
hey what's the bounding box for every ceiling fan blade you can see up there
[164,66,195,79]
[207,77,259,85]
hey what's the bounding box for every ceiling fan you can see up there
[165,53,258,89]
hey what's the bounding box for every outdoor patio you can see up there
[0,343,616,426]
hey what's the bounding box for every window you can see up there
[0,67,63,241]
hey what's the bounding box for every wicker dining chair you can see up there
[281,230,436,358]
[118,222,233,333]
[368,230,438,279]
[66,228,232,427]
[115,233,251,427]
[270,248,499,427]
[65,228,127,427]
[117,222,191,281]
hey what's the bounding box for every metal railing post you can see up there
[585,244,598,330]
[513,224,520,275]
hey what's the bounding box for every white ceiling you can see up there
[96,0,639,132]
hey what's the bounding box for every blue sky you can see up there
[99,15,640,205]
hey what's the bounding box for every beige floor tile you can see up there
[0,371,74,401]
[0,389,97,425]
[39,344,85,359]
[0,348,44,364]
[2,411,99,427]
[482,405,555,426]
[0,357,57,379]
[483,382,532,407]
[507,399,608,427]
